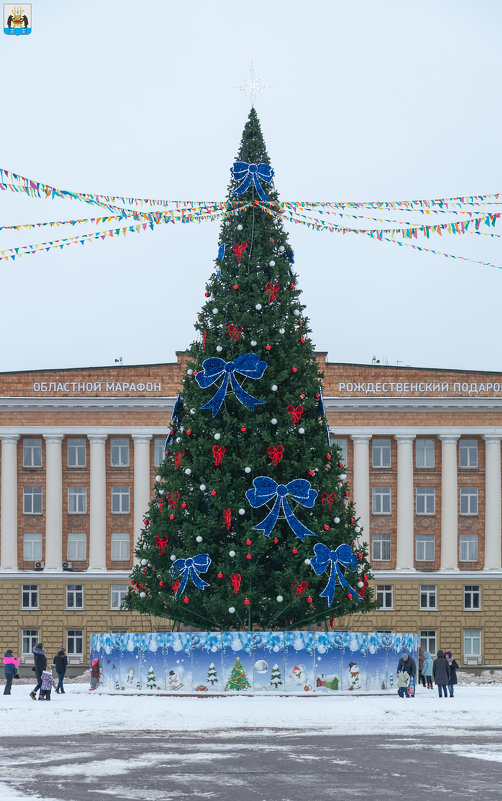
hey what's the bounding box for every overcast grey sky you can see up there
[1,0,501,374]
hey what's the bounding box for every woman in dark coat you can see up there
[432,649,450,698]
[445,651,459,698]
[30,643,47,700]
[53,648,68,694]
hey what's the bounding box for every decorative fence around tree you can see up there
[90,631,418,694]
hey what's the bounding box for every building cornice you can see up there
[0,570,132,580]
[324,396,502,413]
[372,569,502,581]
[0,396,176,412]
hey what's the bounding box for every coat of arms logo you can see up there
[4,4,32,35]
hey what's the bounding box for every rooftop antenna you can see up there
[114,357,123,366]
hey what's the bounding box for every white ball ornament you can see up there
[229,607,235,614]
[156,475,161,482]
[187,369,193,375]
[294,309,300,316]
[237,224,243,231]
[176,437,181,443]
[196,535,203,543]
[170,554,177,561]
[358,581,364,588]
[269,260,275,267]
[278,245,285,253]
[354,526,361,533]
[139,592,146,598]
[279,328,285,334]
[251,340,257,346]
[255,303,262,311]
[216,345,223,352]
[214,433,221,440]
[276,595,283,603]
[141,559,148,566]
[200,484,206,491]
[271,384,278,391]
[158,489,164,495]
[271,418,277,425]
[298,427,305,434]
[212,307,219,314]
[340,473,347,480]
[304,559,311,565]
[229,550,236,557]
[190,408,196,415]
[245,466,251,473]
[184,468,191,475]
[334,517,340,524]
[238,508,245,515]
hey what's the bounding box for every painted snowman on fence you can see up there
[168,669,184,691]
[348,661,361,691]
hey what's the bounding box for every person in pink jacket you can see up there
[3,649,20,695]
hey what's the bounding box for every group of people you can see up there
[3,643,68,699]
[397,648,459,698]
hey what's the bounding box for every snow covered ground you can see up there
[1,681,502,738]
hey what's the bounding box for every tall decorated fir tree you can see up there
[124,108,377,630]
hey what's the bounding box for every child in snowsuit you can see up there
[39,669,57,700]
[90,658,101,690]
[423,650,434,689]
[3,649,20,695]
[397,670,409,698]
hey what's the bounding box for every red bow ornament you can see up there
[167,491,180,510]
[155,535,169,556]
[212,445,226,466]
[294,580,309,598]
[267,444,285,465]
[223,508,232,530]
[287,404,303,424]
[228,324,243,343]
[233,242,247,263]
[230,573,241,594]
[265,282,280,303]
[321,492,336,506]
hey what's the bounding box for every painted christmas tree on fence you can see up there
[207,662,218,686]
[146,666,156,689]
[225,657,251,691]
[269,663,283,689]
[124,108,376,630]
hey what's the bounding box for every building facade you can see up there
[1,358,502,666]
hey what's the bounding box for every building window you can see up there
[416,534,435,562]
[23,486,42,514]
[23,438,42,468]
[420,584,437,609]
[22,629,39,656]
[372,533,391,561]
[66,629,83,657]
[67,532,87,561]
[66,584,84,609]
[464,629,481,660]
[464,585,481,610]
[376,585,393,609]
[111,584,128,609]
[416,438,435,468]
[416,486,435,515]
[459,439,478,469]
[67,438,86,467]
[111,532,130,561]
[21,584,38,609]
[459,534,478,562]
[111,437,129,467]
[460,487,478,515]
[23,533,42,561]
[154,437,166,467]
[372,439,391,468]
[111,486,130,514]
[68,486,87,514]
[420,630,437,655]
[372,486,391,514]
[331,437,348,466]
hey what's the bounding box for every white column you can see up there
[439,434,460,570]
[44,434,64,569]
[351,435,371,541]
[484,435,502,569]
[88,434,107,570]
[133,435,152,556]
[395,434,416,569]
[1,436,19,569]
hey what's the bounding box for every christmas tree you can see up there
[225,657,251,691]
[207,662,218,685]
[124,107,376,630]
[146,666,156,689]
[269,663,283,689]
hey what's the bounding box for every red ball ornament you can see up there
[307,596,313,604]
[358,553,363,559]
[323,524,329,531]
[170,429,174,435]
[290,283,295,289]
[217,572,224,578]
[193,370,198,376]
[345,491,349,497]
[241,427,247,433]
[265,345,271,351]
[300,394,305,399]
[339,461,343,468]
[246,554,252,560]
[244,598,250,606]
[181,502,187,508]
[205,291,210,297]
[169,514,175,520]
[351,519,354,524]
[298,320,303,326]
[183,597,189,604]
[300,337,305,344]
[186,429,192,435]
[159,581,164,587]
[274,538,279,544]
[292,367,297,373]
[233,284,239,289]
[364,574,368,580]
[211,490,217,496]
[246,539,252,545]
[316,393,320,399]
[308,470,314,476]
[292,548,298,554]
[347,593,353,599]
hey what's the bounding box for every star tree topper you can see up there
[234,59,269,106]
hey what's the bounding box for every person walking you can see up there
[39,668,57,700]
[90,658,101,691]
[445,651,459,698]
[433,649,450,698]
[423,650,434,689]
[30,643,47,700]
[397,653,417,695]
[53,648,68,694]
[397,670,410,698]
[418,647,426,688]
[3,649,20,695]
